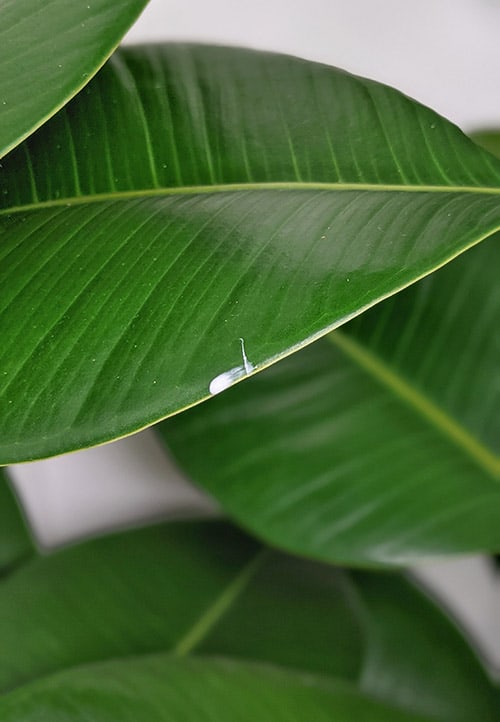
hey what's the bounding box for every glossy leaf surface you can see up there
[0,518,496,721]
[160,234,500,566]
[3,45,500,461]
[0,0,148,159]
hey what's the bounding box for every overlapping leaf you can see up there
[0,509,496,720]
[0,657,433,722]
[0,0,148,160]
[0,471,33,574]
[2,45,500,461]
[471,130,500,158]
[160,233,500,566]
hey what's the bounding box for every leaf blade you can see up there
[0,0,149,160]
[0,470,33,573]
[160,235,500,565]
[0,655,435,722]
[0,519,496,721]
[2,45,500,460]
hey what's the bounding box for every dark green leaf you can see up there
[0,0,149,159]
[0,656,435,722]
[2,45,500,462]
[471,130,500,159]
[160,234,500,565]
[0,469,33,573]
[0,522,257,692]
[0,521,496,721]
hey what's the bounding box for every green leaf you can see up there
[471,130,500,159]
[0,656,435,722]
[0,522,257,692]
[0,470,33,574]
[2,44,500,462]
[160,234,500,566]
[0,0,149,159]
[0,520,496,720]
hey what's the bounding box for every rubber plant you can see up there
[0,1,498,719]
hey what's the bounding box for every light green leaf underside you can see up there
[0,520,496,721]
[0,0,149,160]
[2,44,500,462]
[160,235,500,566]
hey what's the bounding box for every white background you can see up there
[8,0,500,673]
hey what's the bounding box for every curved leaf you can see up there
[0,520,496,720]
[0,0,149,159]
[160,234,500,565]
[2,45,500,461]
[0,522,257,692]
[0,656,434,722]
[0,470,33,573]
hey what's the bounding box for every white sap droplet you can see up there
[209,337,255,395]
[239,337,254,374]
[209,365,247,395]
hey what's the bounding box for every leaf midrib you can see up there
[3,180,500,218]
[329,330,500,480]
[173,549,267,656]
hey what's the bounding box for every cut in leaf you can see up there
[0,0,149,159]
[2,44,500,461]
[0,520,496,721]
[160,234,500,566]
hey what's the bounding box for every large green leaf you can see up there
[0,470,33,574]
[0,0,149,160]
[159,233,500,566]
[2,44,500,462]
[0,519,496,720]
[0,657,434,722]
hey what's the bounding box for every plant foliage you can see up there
[0,2,498,718]
[1,45,500,462]
[0,479,497,720]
